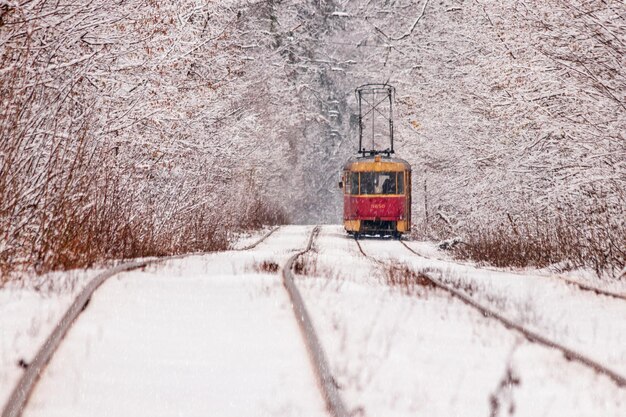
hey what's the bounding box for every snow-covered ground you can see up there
[0,270,100,409]
[362,238,626,378]
[2,225,625,416]
[407,240,626,294]
[297,226,626,416]
[229,226,276,250]
[20,226,326,417]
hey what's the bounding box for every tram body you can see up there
[340,154,411,236]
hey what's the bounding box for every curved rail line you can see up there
[1,226,282,417]
[400,240,626,301]
[354,237,626,388]
[282,227,350,417]
[236,226,280,251]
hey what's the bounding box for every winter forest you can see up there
[1,0,624,277]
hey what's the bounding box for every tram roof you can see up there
[343,154,411,171]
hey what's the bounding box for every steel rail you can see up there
[355,237,626,388]
[236,226,281,251]
[1,226,282,417]
[282,226,350,417]
[556,276,626,301]
[400,240,626,301]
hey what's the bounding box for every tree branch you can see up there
[367,0,429,41]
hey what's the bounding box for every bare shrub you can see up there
[0,1,286,279]
[239,193,289,231]
[292,254,339,281]
[443,277,479,298]
[294,254,316,276]
[454,199,626,277]
[253,260,279,273]
[384,264,435,296]
[242,197,289,230]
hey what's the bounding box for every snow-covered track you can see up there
[402,240,626,301]
[282,227,349,417]
[237,226,281,250]
[1,226,281,417]
[540,275,626,302]
[354,237,626,388]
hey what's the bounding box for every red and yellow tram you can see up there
[340,154,411,237]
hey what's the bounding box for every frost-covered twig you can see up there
[367,0,429,41]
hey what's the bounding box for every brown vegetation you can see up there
[453,203,626,277]
[241,196,289,231]
[293,254,315,276]
[384,264,436,296]
[253,260,280,274]
[0,2,291,281]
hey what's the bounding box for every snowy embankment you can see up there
[1,225,625,417]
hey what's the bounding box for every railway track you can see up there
[400,240,626,301]
[237,226,280,250]
[354,237,626,388]
[283,227,349,417]
[2,226,285,417]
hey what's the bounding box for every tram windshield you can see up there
[358,172,403,195]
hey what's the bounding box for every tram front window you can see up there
[359,172,397,195]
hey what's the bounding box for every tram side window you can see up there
[397,172,404,194]
[350,172,359,195]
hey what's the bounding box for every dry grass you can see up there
[0,189,285,279]
[241,197,289,231]
[0,147,282,280]
[453,211,626,277]
[293,256,311,275]
[413,183,625,278]
[384,264,436,296]
[253,260,280,273]
[293,253,323,276]
[292,254,344,283]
